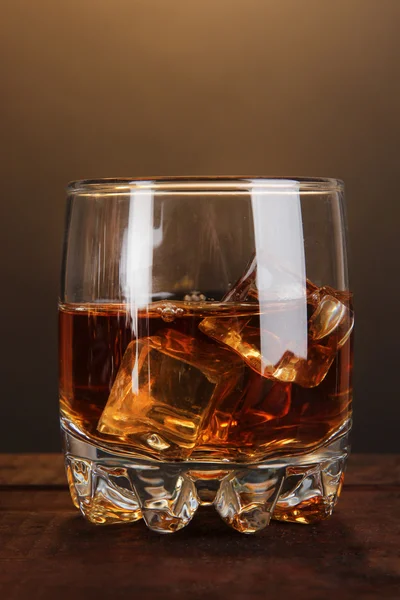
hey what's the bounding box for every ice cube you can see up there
[271,344,340,387]
[97,329,243,459]
[309,294,353,347]
[199,321,282,376]
[307,280,353,308]
[199,282,353,388]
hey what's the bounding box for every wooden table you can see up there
[1,454,399,600]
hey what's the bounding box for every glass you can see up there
[59,177,353,534]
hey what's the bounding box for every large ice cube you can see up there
[97,329,242,459]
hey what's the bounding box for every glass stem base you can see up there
[62,426,350,534]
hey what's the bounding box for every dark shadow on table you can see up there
[54,504,400,600]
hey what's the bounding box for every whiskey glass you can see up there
[59,177,353,533]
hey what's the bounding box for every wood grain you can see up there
[0,455,399,600]
[0,454,65,486]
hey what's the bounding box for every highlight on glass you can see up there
[59,177,353,533]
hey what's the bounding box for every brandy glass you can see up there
[59,177,353,533]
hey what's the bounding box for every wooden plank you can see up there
[345,454,400,486]
[0,488,399,600]
[1,455,400,599]
[0,454,65,486]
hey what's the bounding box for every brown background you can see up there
[1,0,399,452]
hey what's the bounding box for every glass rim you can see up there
[67,176,344,195]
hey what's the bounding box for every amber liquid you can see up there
[59,297,353,461]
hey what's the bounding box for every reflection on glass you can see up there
[59,177,353,533]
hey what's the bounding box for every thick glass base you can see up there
[62,426,349,534]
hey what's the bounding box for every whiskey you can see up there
[60,274,353,530]
[59,295,353,462]
[60,176,353,533]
